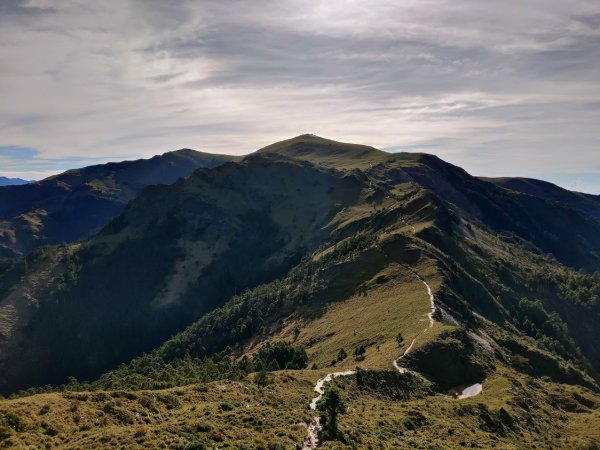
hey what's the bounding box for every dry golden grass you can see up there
[0,374,314,449]
[2,363,599,449]
[252,260,443,374]
[321,366,600,449]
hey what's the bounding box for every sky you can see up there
[1,0,599,193]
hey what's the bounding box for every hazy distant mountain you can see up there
[0,136,599,449]
[0,176,30,186]
[0,149,238,257]
[482,176,600,221]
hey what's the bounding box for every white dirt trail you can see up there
[302,273,485,448]
[302,274,439,449]
[303,370,357,449]
[391,276,435,374]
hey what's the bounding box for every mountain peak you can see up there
[170,148,199,154]
[256,134,389,169]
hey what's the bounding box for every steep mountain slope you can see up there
[0,150,237,258]
[0,177,29,187]
[261,136,600,271]
[0,136,599,449]
[483,176,600,222]
[89,178,599,392]
[0,152,371,393]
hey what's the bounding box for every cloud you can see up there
[0,145,39,161]
[0,0,599,191]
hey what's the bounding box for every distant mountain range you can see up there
[482,176,600,221]
[0,136,598,449]
[0,149,238,258]
[0,176,30,187]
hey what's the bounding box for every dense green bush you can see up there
[515,298,577,360]
[249,341,308,371]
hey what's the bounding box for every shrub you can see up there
[134,426,147,438]
[0,425,13,440]
[185,442,207,450]
[254,369,272,389]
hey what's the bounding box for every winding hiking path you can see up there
[392,276,435,373]
[302,273,438,449]
[303,370,357,449]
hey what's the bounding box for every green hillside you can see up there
[1,136,599,449]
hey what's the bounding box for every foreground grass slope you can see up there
[0,376,311,449]
[1,357,599,448]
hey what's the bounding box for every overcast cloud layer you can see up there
[1,0,599,192]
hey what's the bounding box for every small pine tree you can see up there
[254,369,271,389]
[396,332,404,347]
[337,348,347,362]
[317,386,346,439]
[353,345,366,360]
